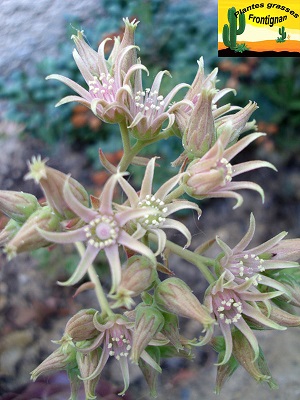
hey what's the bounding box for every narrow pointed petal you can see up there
[97,38,111,75]
[250,231,288,255]
[140,158,156,199]
[104,244,122,294]
[83,346,110,381]
[57,244,99,286]
[37,226,87,244]
[241,290,283,302]
[99,174,124,215]
[232,160,276,177]
[118,357,130,396]
[46,74,91,100]
[150,228,167,255]
[155,173,183,200]
[64,179,97,222]
[116,206,158,227]
[140,350,162,373]
[163,83,190,108]
[216,236,234,258]
[55,95,91,108]
[242,303,286,330]
[73,49,94,84]
[234,318,260,361]
[151,70,171,94]
[118,176,139,206]
[164,200,201,217]
[217,322,233,365]
[224,132,266,161]
[162,219,192,248]
[118,230,155,265]
[234,213,256,253]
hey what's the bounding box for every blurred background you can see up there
[1,0,300,399]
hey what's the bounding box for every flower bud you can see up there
[65,309,99,341]
[232,330,278,389]
[4,206,61,259]
[0,191,39,223]
[160,312,183,351]
[138,346,161,398]
[31,338,77,381]
[131,304,165,364]
[77,348,101,400]
[183,88,216,159]
[111,256,158,309]
[121,256,158,294]
[25,156,89,219]
[215,356,239,394]
[216,101,258,144]
[268,305,300,327]
[0,219,20,246]
[154,277,215,328]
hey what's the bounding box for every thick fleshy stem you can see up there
[164,185,186,203]
[148,233,216,284]
[75,242,114,317]
[118,122,174,172]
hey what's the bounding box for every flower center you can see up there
[227,253,265,286]
[84,215,119,249]
[213,290,243,325]
[89,73,116,102]
[137,195,168,229]
[217,158,232,186]
[107,326,132,361]
[134,89,165,117]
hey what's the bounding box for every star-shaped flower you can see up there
[203,272,286,365]
[183,123,276,208]
[46,19,144,124]
[37,172,156,293]
[216,213,299,295]
[118,158,201,254]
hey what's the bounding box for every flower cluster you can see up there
[1,17,300,400]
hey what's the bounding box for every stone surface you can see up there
[1,0,103,76]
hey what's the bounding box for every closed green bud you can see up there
[65,309,99,341]
[232,330,278,389]
[25,156,89,219]
[138,346,161,398]
[131,304,165,364]
[0,190,39,223]
[154,277,215,329]
[110,256,158,309]
[0,219,20,246]
[4,206,61,259]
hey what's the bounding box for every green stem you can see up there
[118,127,174,172]
[164,185,186,202]
[149,234,216,284]
[75,242,113,317]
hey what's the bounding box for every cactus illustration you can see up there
[276,26,287,43]
[222,7,246,50]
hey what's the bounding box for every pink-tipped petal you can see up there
[57,244,99,286]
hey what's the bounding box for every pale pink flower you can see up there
[216,213,299,295]
[46,18,144,123]
[183,124,276,208]
[124,66,191,139]
[37,173,156,293]
[77,313,162,396]
[118,158,201,254]
[203,272,286,365]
